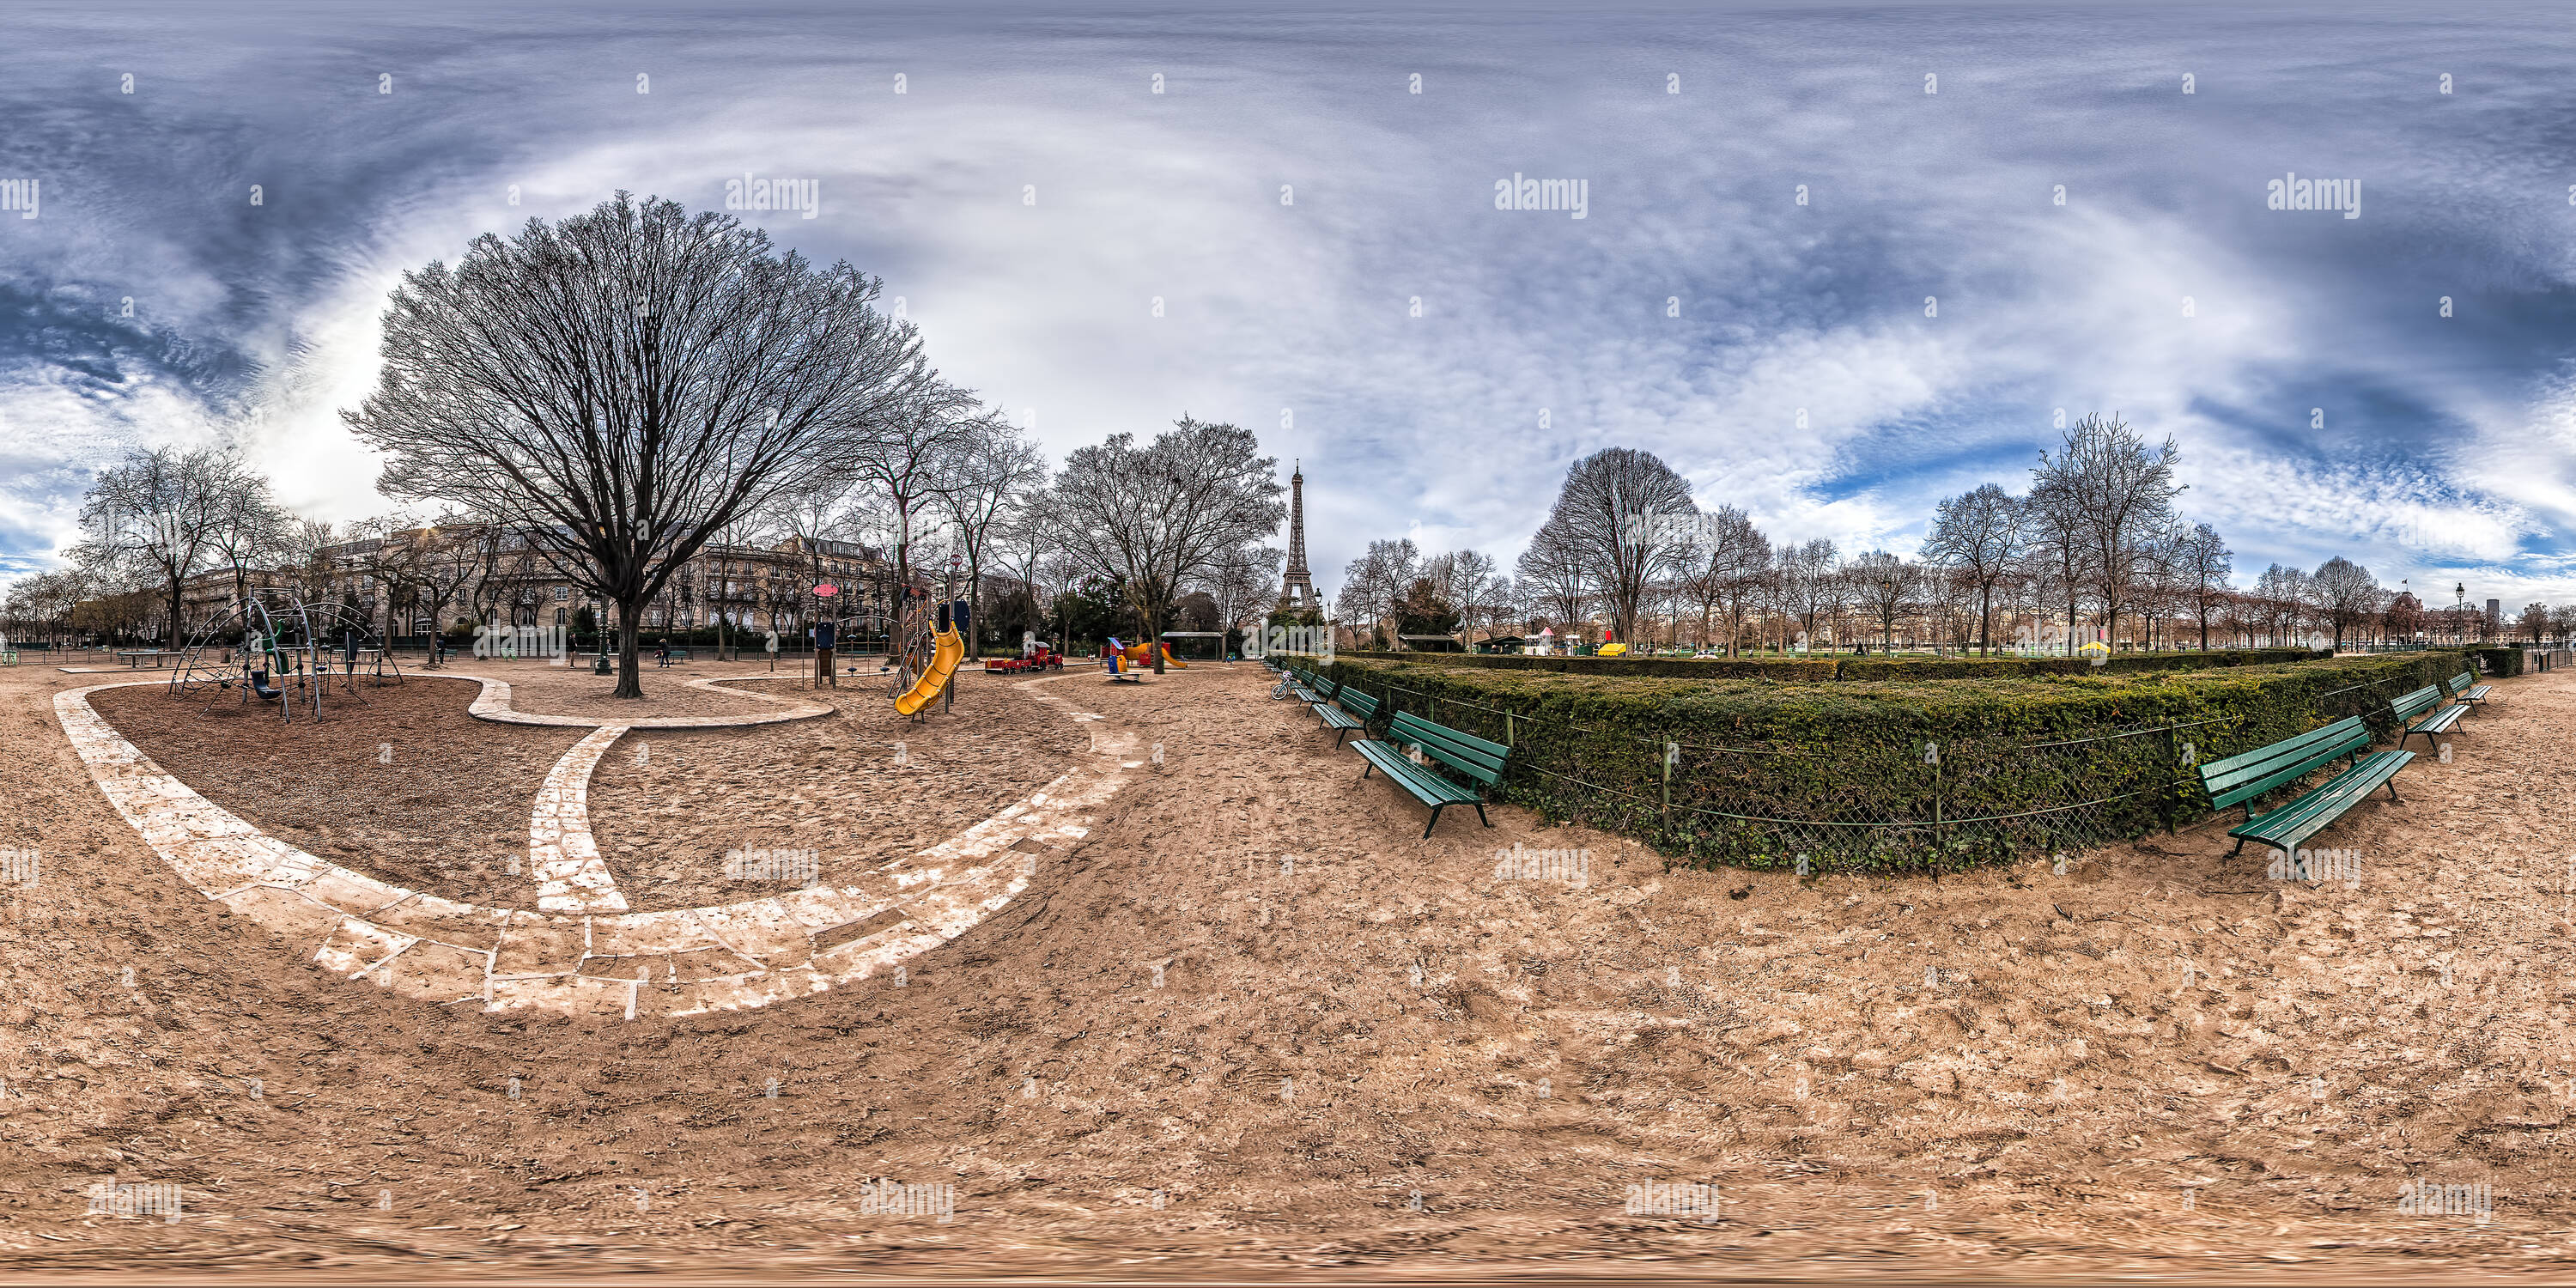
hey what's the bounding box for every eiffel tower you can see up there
[1279,461,1317,611]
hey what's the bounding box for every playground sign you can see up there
[813,583,839,597]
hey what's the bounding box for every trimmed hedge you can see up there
[1320,649,2474,875]
[2470,647,2525,677]
[1340,647,2323,683]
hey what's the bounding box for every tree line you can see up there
[1330,415,2572,654]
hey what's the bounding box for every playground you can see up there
[4,648,2576,1279]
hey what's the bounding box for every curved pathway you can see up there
[53,671,1141,1018]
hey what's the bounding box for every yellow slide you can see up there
[1116,641,1185,669]
[896,627,965,715]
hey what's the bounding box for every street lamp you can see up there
[2456,581,2468,645]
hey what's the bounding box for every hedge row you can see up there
[2470,647,2525,677]
[1332,647,2323,682]
[1317,649,2476,875]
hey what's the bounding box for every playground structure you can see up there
[890,597,968,718]
[1111,640,1188,671]
[165,597,402,723]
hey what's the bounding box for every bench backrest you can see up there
[1387,710,1510,787]
[1333,687,1379,721]
[2448,671,2477,694]
[2390,685,2441,721]
[2197,716,2371,811]
[1308,673,1337,700]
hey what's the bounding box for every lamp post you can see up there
[2455,581,2468,646]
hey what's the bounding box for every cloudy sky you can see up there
[4,0,2573,606]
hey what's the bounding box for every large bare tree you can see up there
[71,447,247,647]
[1047,416,1285,673]
[344,192,934,696]
[2030,413,2184,652]
[1528,447,1698,645]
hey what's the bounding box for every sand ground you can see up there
[3,653,2574,1284]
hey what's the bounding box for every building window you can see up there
[555,607,567,625]
[555,586,568,601]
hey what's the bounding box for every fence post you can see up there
[1929,740,1943,866]
[1662,740,1676,833]
[2158,725,2178,835]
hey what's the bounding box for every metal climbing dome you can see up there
[167,597,402,722]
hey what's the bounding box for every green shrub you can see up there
[1320,649,2472,875]
[2470,647,2524,677]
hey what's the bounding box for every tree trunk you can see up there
[616,600,643,698]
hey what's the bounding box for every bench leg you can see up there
[1360,762,1375,780]
[1474,803,1491,828]
[1333,728,1352,750]
[2226,836,2245,859]
[2384,778,2401,802]
[1422,804,1444,840]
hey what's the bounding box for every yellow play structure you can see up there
[895,625,964,716]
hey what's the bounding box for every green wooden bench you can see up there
[2448,670,2492,710]
[2197,716,2412,868]
[2390,684,2466,750]
[1352,709,1509,838]
[1313,684,1379,749]
[1285,667,1326,705]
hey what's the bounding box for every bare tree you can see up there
[936,421,1045,659]
[345,192,935,697]
[2255,563,2312,647]
[1527,447,1698,645]
[1048,416,1285,673]
[1922,483,2025,654]
[1845,550,1919,651]
[1337,538,1419,649]
[2173,521,2233,650]
[1779,538,1843,649]
[2311,556,2383,652]
[71,447,248,646]
[1515,527,1589,640]
[2030,413,2184,651]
